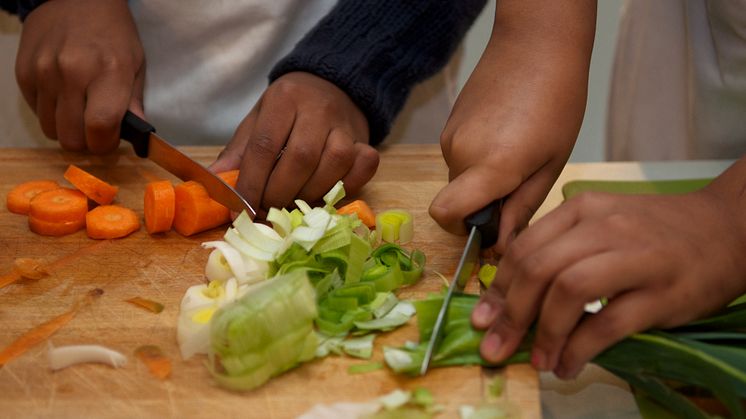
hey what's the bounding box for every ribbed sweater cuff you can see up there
[270,0,486,145]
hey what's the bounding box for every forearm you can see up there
[459,0,596,151]
[269,0,487,145]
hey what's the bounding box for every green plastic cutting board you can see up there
[562,178,713,200]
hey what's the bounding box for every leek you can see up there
[386,292,746,419]
[376,209,414,244]
[208,270,317,391]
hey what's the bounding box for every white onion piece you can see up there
[48,345,127,370]
[224,228,275,261]
[180,284,216,312]
[233,212,283,254]
[203,248,233,282]
[267,207,292,237]
[203,241,246,282]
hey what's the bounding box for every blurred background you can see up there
[0,1,621,161]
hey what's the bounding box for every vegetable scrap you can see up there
[477,264,497,288]
[63,164,118,205]
[348,361,383,375]
[6,180,60,215]
[337,199,376,228]
[12,257,49,280]
[297,388,441,419]
[143,180,175,234]
[125,297,164,314]
[0,288,103,367]
[48,344,127,371]
[85,205,140,239]
[176,181,427,391]
[134,345,171,380]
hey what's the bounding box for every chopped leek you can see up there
[208,270,317,391]
[348,361,383,374]
[477,264,497,288]
[376,209,414,244]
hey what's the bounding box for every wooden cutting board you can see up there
[0,145,539,418]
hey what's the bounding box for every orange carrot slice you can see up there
[28,187,88,223]
[63,164,118,205]
[0,288,103,367]
[86,205,140,239]
[337,199,376,228]
[134,345,171,379]
[28,215,86,236]
[144,180,175,234]
[6,180,61,215]
[125,297,164,314]
[172,181,230,236]
[217,170,240,188]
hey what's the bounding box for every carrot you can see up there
[134,345,171,380]
[217,170,240,187]
[143,180,175,234]
[125,297,164,314]
[28,187,88,223]
[28,215,86,236]
[172,181,230,236]
[337,199,376,228]
[85,205,140,239]
[6,180,61,215]
[63,164,118,205]
[0,288,102,367]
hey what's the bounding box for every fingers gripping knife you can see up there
[420,199,503,375]
[119,110,256,218]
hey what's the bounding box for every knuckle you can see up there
[85,108,120,133]
[247,133,280,159]
[553,272,586,300]
[325,141,354,167]
[34,53,57,78]
[287,143,316,167]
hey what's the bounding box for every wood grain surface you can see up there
[0,145,539,419]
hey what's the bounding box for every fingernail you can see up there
[531,349,546,371]
[472,302,494,325]
[481,332,502,362]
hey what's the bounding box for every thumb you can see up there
[429,165,517,236]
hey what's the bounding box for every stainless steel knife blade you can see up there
[120,111,256,217]
[419,199,503,375]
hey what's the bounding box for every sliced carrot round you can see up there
[6,180,61,215]
[86,205,140,239]
[173,181,230,236]
[144,180,175,234]
[217,170,240,188]
[29,188,88,223]
[64,164,119,205]
[28,215,86,236]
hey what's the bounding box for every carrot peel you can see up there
[126,297,164,314]
[135,345,171,380]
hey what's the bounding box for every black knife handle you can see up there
[465,199,504,249]
[120,110,155,158]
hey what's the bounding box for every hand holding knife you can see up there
[119,111,256,218]
[420,199,503,375]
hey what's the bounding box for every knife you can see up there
[420,199,503,375]
[119,110,256,218]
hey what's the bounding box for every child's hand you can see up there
[16,0,145,154]
[471,184,746,379]
[210,72,379,213]
[429,0,595,255]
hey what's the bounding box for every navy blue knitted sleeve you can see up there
[0,0,49,20]
[269,0,488,145]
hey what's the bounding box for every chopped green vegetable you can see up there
[348,361,384,374]
[477,264,497,288]
[208,270,318,391]
[378,389,412,410]
[376,209,414,244]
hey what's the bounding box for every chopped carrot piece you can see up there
[28,215,86,236]
[13,258,49,280]
[217,170,240,187]
[28,188,88,223]
[125,297,164,314]
[0,288,102,367]
[172,181,230,236]
[134,345,171,380]
[337,199,376,228]
[63,164,119,205]
[6,180,61,215]
[86,205,140,239]
[144,180,175,234]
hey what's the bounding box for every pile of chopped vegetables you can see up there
[177,181,425,390]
